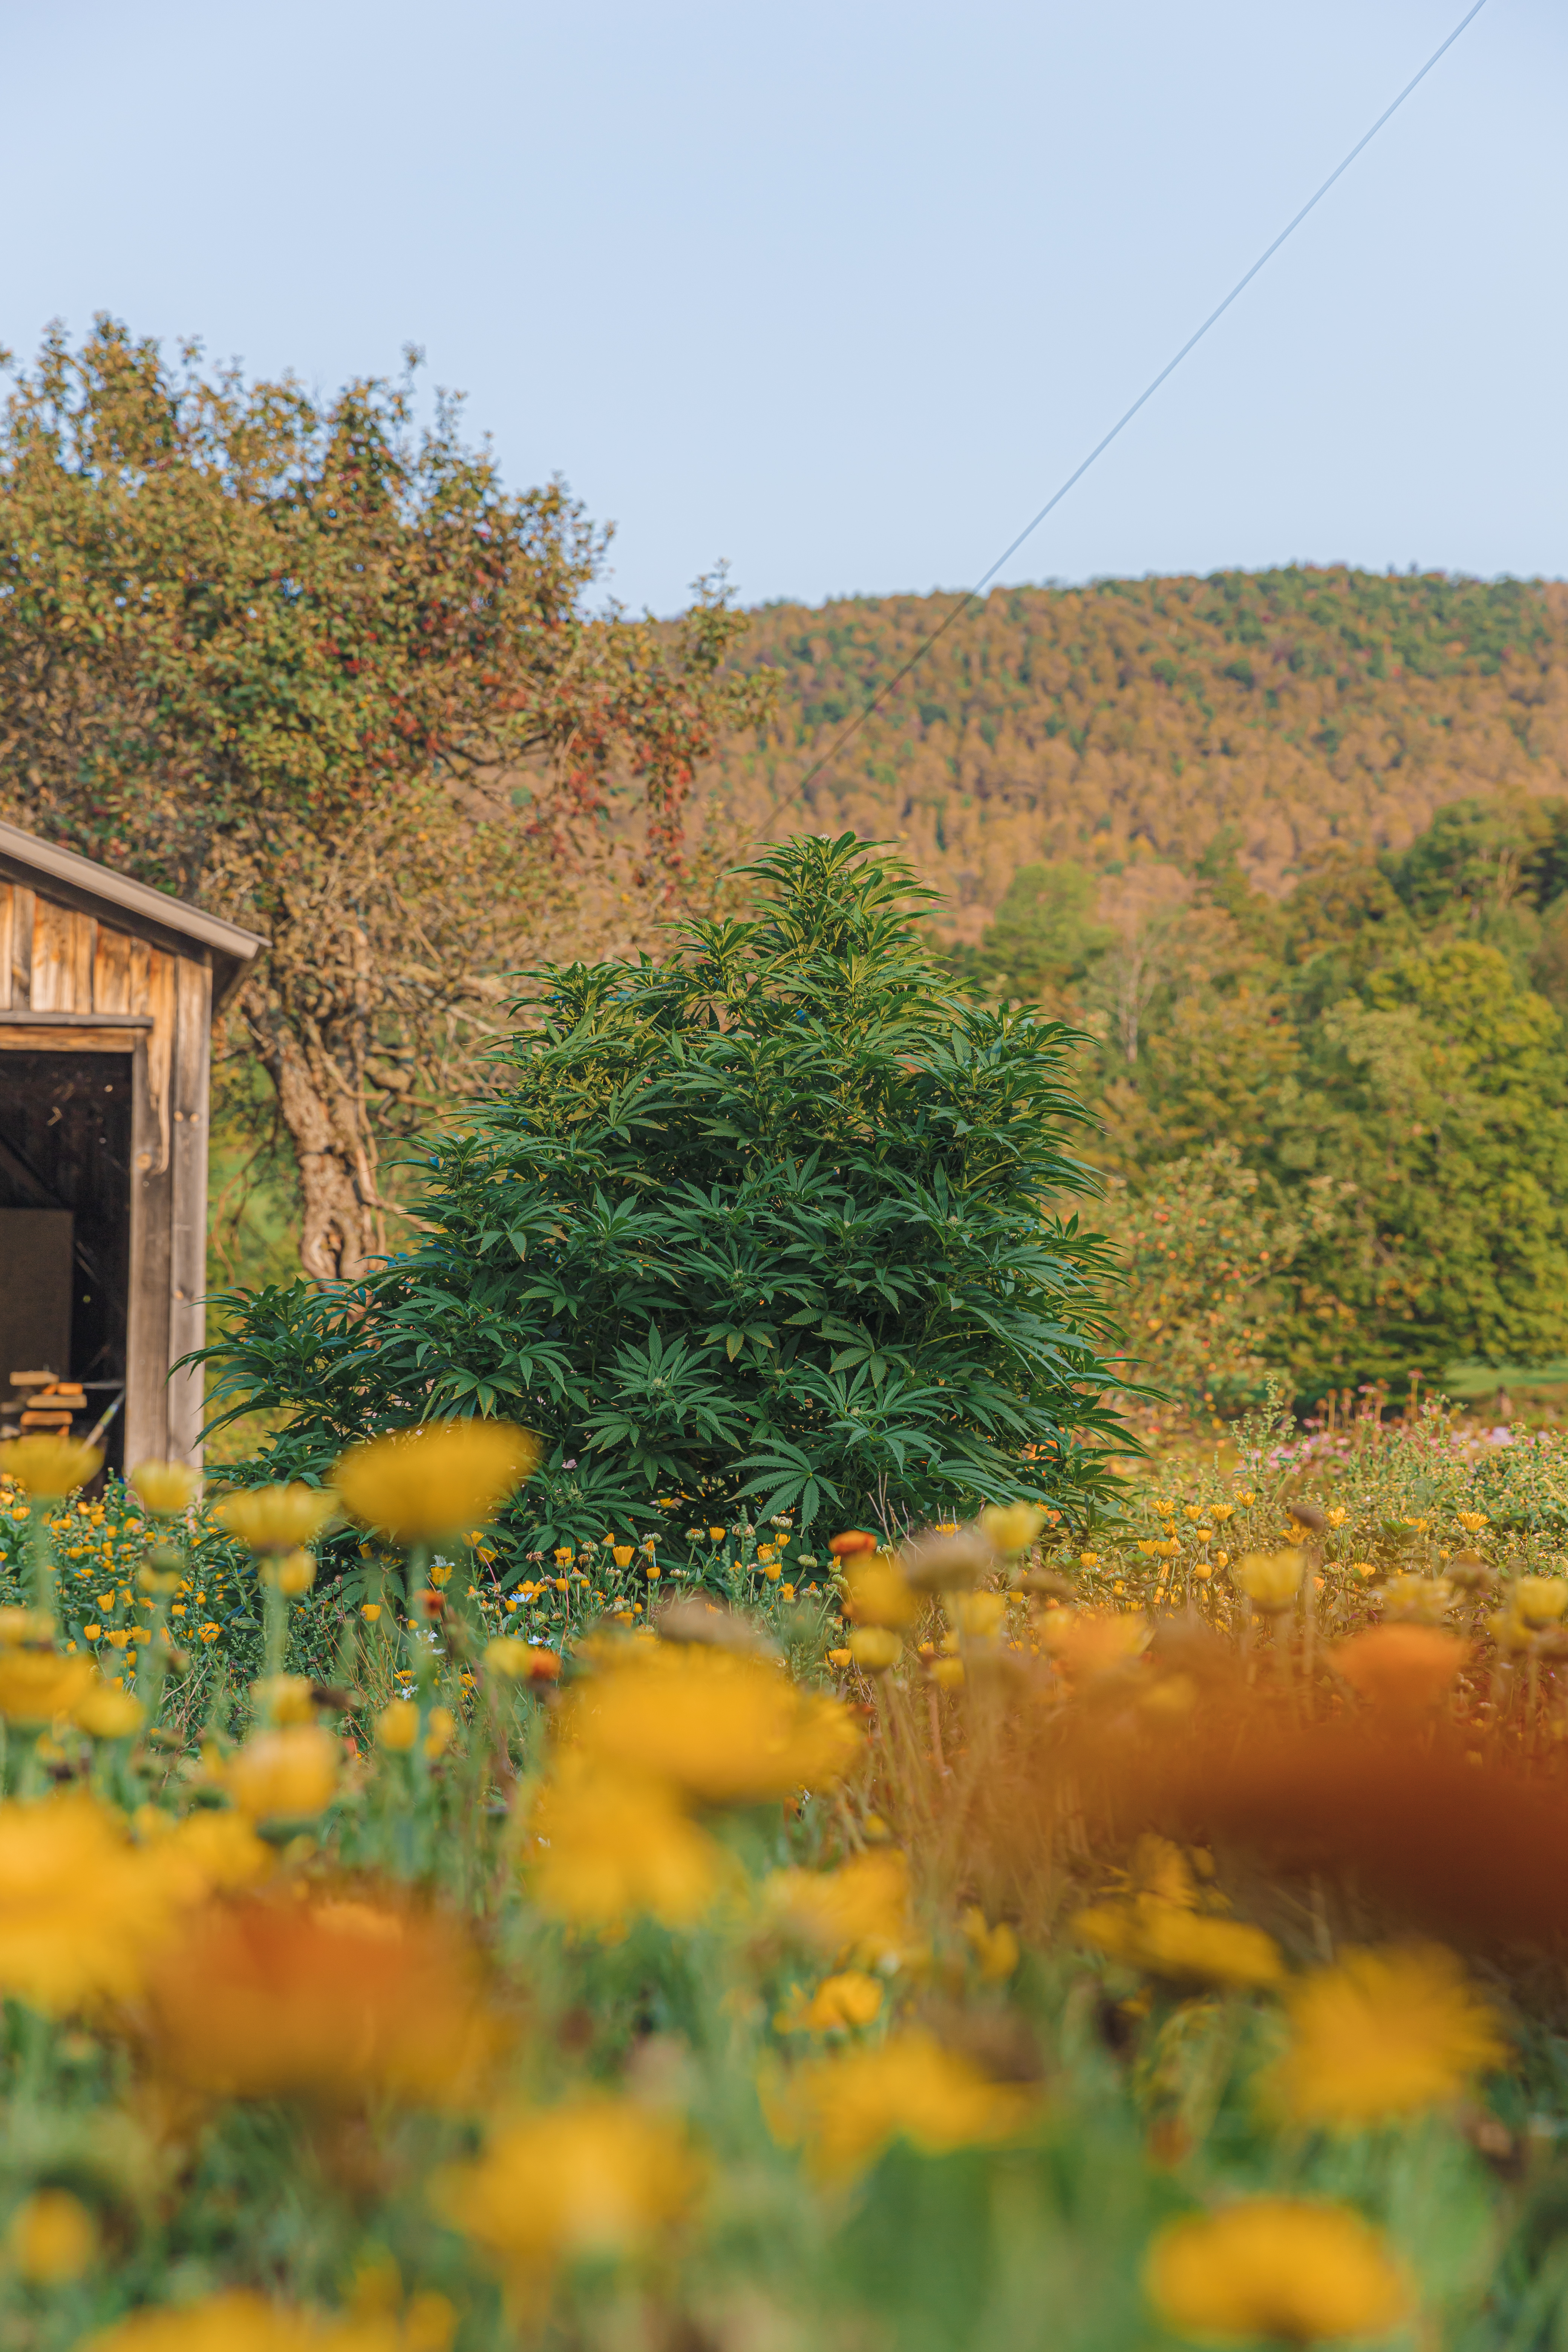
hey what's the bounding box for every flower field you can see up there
[1,1406,1568,2350]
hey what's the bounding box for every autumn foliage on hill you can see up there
[705,568,1568,936]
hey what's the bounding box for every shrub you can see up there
[202,835,1122,1547]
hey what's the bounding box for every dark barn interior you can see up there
[0,1052,132,1472]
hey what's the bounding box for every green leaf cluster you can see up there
[202,836,1123,1539]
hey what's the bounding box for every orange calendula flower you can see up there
[559,1644,859,1807]
[1331,1625,1467,1712]
[142,1896,502,2106]
[431,2096,702,2297]
[776,1969,884,2032]
[1265,1944,1505,2128]
[1145,2199,1409,2344]
[767,2029,1038,2180]
[843,1554,919,1629]
[333,1421,541,1543]
[0,1647,95,1724]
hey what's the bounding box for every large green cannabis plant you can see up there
[201,836,1123,1548]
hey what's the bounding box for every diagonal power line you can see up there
[771,0,1492,810]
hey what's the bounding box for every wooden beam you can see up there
[125,1030,172,1467]
[167,955,212,1465]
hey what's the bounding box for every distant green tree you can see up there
[1285,942,1568,1386]
[958,861,1112,1012]
[202,837,1123,1547]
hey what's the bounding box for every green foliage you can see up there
[962,796,1568,1410]
[201,837,1123,1540]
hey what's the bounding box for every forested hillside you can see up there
[704,568,1568,940]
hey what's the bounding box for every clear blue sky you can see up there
[6,0,1562,616]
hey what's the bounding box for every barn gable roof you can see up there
[0,820,266,1010]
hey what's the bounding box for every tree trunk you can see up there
[254,1020,383,1283]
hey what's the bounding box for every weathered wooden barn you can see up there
[0,821,265,1471]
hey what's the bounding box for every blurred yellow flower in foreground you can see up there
[945,1589,1007,1641]
[228,1726,340,1822]
[216,1484,336,1555]
[1073,1896,1283,1990]
[843,1554,918,1629]
[525,1762,726,1931]
[333,1421,541,1542]
[1512,1576,1568,1630]
[130,1460,200,1517]
[979,1503,1046,1554]
[1233,1552,1303,1613]
[1145,2199,1409,2344]
[143,1896,502,2106]
[82,2290,432,2352]
[376,1700,420,1752]
[767,2029,1039,2180]
[764,1849,915,1970]
[0,1646,95,1723]
[561,1645,859,1806]
[1040,1609,1148,1682]
[484,1637,561,1682]
[72,1680,147,1740]
[847,1627,902,1674]
[9,2186,96,2282]
[253,1674,318,1726]
[0,1435,103,1498]
[432,2097,702,2294]
[0,1794,183,2012]
[1266,1944,1505,2127]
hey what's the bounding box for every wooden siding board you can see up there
[28,897,74,1012]
[92,923,132,1015]
[9,888,31,1009]
[0,885,11,1013]
[68,911,95,1010]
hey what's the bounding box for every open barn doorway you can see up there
[0,1051,132,1473]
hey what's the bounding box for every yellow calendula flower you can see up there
[431,2097,703,2296]
[777,1969,885,2032]
[524,1761,726,1930]
[611,1544,635,1569]
[764,1849,915,1971]
[79,2293,407,2352]
[376,1700,421,1753]
[275,1550,317,1598]
[9,2187,97,2283]
[927,1656,965,1690]
[962,1907,1021,1981]
[1233,1551,1303,1613]
[0,1793,184,2012]
[0,1608,57,1647]
[1265,1944,1505,2127]
[945,1589,1007,1641]
[1512,1576,1568,1630]
[1145,2199,1409,2344]
[559,1644,859,1807]
[1456,1510,1488,1534]
[130,1460,201,1518]
[423,1706,456,1759]
[1073,1896,1283,1991]
[333,1421,541,1543]
[1039,1609,1148,1681]
[216,1484,337,1556]
[979,1503,1047,1555]
[0,1647,95,1724]
[0,1436,103,1498]
[484,1636,561,1683]
[228,1727,340,1822]
[767,2029,1038,2180]
[847,1627,903,1675]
